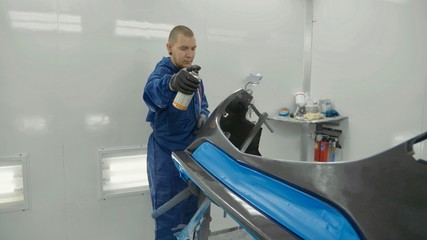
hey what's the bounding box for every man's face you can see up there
[167,34,197,69]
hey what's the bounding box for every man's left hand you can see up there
[195,114,207,134]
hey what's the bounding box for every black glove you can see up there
[170,70,199,94]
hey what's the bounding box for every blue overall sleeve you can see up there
[143,66,175,113]
[199,80,210,118]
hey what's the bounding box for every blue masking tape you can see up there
[192,142,360,240]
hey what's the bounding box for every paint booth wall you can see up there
[310,0,427,161]
[0,0,306,239]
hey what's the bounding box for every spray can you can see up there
[173,65,201,111]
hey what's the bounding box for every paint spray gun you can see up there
[173,65,201,110]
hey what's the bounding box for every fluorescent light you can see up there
[0,155,29,212]
[110,174,145,184]
[0,186,15,195]
[98,146,149,199]
[0,167,16,195]
[0,171,14,181]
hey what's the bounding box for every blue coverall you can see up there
[143,57,209,240]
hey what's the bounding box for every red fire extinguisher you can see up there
[319,140,329,162]
[314,140,321,162]
[314,136,329,162]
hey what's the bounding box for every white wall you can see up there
[0,0,306,239]
[311,0,427,161]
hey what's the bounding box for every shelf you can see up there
[267,114,348,162]
[268,115,348,125]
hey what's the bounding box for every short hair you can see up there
[168,25,194,44]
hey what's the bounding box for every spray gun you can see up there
[173,65,201,111]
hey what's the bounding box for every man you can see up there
[143,25,209,240]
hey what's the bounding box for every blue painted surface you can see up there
[191,142,360,240]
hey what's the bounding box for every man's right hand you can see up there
[170,70,199,94]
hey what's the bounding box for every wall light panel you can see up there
[0,154,29,212]
[98,146,148,200]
